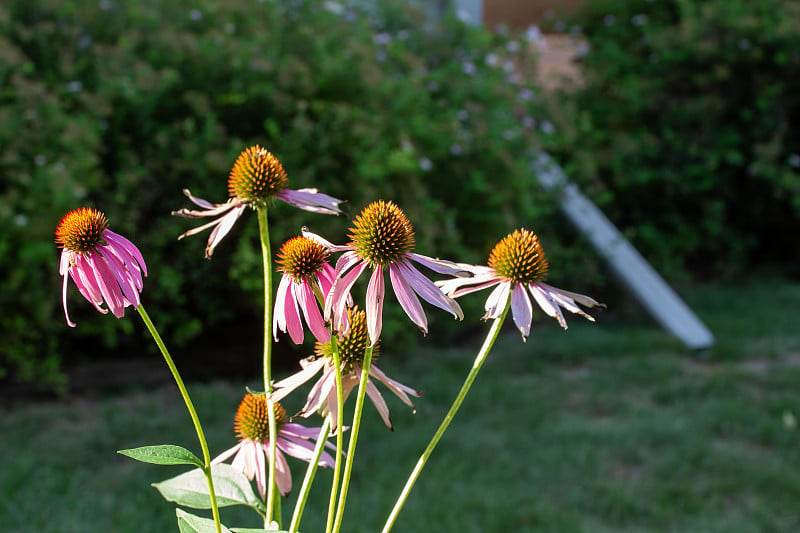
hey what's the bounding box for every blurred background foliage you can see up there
[545,0,800,280]
[1,0,561,389]
[3,0,799,390]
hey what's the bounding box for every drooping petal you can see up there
[103,229,147,277]
[300,366,337,419]
[364,377,392,429]
[436,272,501,298]
[98,245,140,309]
[85,252,127,318]
[541,283,605,310]
[252,442,267,499]
[325,260,368,334]
[276,433,330,466]
[176,188,234,213]
[369,365,421,409]
[272,447,292,496]
[283,281,305,344]
[298,279,330,344]
[407,252,472,276]
[397,260,463,320]
[333,250,364,278]
[273,274,292,341]
[389,264,427,333]
[60,252,77,327]
[277,188,344,215]
[483,281,511,320]
[302,228,353,253]
[511,283,533,340]
[70,255,107,313]
[365,267,385,345]
[204,206,247,258]
[271,357,326,402]
[211,443,242,465]
[528,283,567,328]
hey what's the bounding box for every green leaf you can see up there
[154,464,266,513]
[118,445,204,468]
[175,508,232,533]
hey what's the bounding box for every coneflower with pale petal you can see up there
[272,307,420,430]
[212,393,336,498]
[55,207,147,327]
[311,200,466,345]
[172,145,344,258]
[437,228,604,340]
[273,235,337,344]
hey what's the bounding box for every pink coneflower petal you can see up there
[484,281,511,320]
[296,279,330,344]
[104,229,147,274]
[274,275,304,344]
[325,260,368,333]
[369,365,420,409]
[277,188,344,215]
[366,267,385,344]
[86,253,127,318]
[389,264,427,332]
[541,283,603,316]
[273,446,292,496]
[529,284,567,328]
[407,252,471,276]
[272,357,326,402]
[397,260,463,319]
[211,443,241,465]
[365,379,392,428]
[511,283,533,339]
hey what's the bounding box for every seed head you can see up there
[228,145,289,204]
[234,393,287,442]
[315,306,379,373]
[488,229,549,284]
[276,237,330,282]
[55,207,108,254]
[348,200,415,267]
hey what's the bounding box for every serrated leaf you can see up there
[154,463,266,513]
[118,445,204,468]
[175,508,232,533]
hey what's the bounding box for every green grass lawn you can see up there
[2,281,800,532]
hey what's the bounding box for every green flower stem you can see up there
[257,207,279,528]
[380,300,510,533]
[331,344,374,533]
[289,417,332,533]
[137,305,222,533]
[325,337,346,533]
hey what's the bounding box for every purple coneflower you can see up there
[172,145,344,258]
[55,207,147,327]
[318,200,465,345]
[437,228,604,340]
[273,235,337,344]
[273,306,420,430]
[212,393,336,498]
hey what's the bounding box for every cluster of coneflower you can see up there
[55,145,602,533]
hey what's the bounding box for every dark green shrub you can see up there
[2,0,577,388]
[546,0,800,280]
